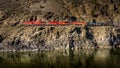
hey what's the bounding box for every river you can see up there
[0,48,120,68]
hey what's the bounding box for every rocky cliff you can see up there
[0,0,120,51]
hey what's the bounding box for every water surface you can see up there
[0,48,120,68]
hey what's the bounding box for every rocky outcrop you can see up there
[0,0,120,51]
[0,25,120,51]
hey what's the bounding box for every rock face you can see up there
[0,0,120,51]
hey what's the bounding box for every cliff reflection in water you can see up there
[0,49,120,68]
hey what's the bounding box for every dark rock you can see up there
[38,27,45,30]
[11,22,19,26]
[109,34,120,47]
[85,27,94,40]
[0,11,8,21]
[0,35,3,43]
[28,16,37,21]
[65,16,77,22]
[69,37,74,49]
[44,12,54,20]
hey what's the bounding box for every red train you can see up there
[22,20,87,26]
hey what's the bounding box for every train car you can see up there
[58,22,70,25]
[87,22,96,26]
[33,20,46,25]
[87,22,108,26]
[48,21,59,25]
[72,22,87,26]
[48,21,70,25]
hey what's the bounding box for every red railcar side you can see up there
[72,22,87,26]
[23,20,87,26]
[48,21,59,25]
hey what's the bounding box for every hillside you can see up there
[0,0,120,51]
